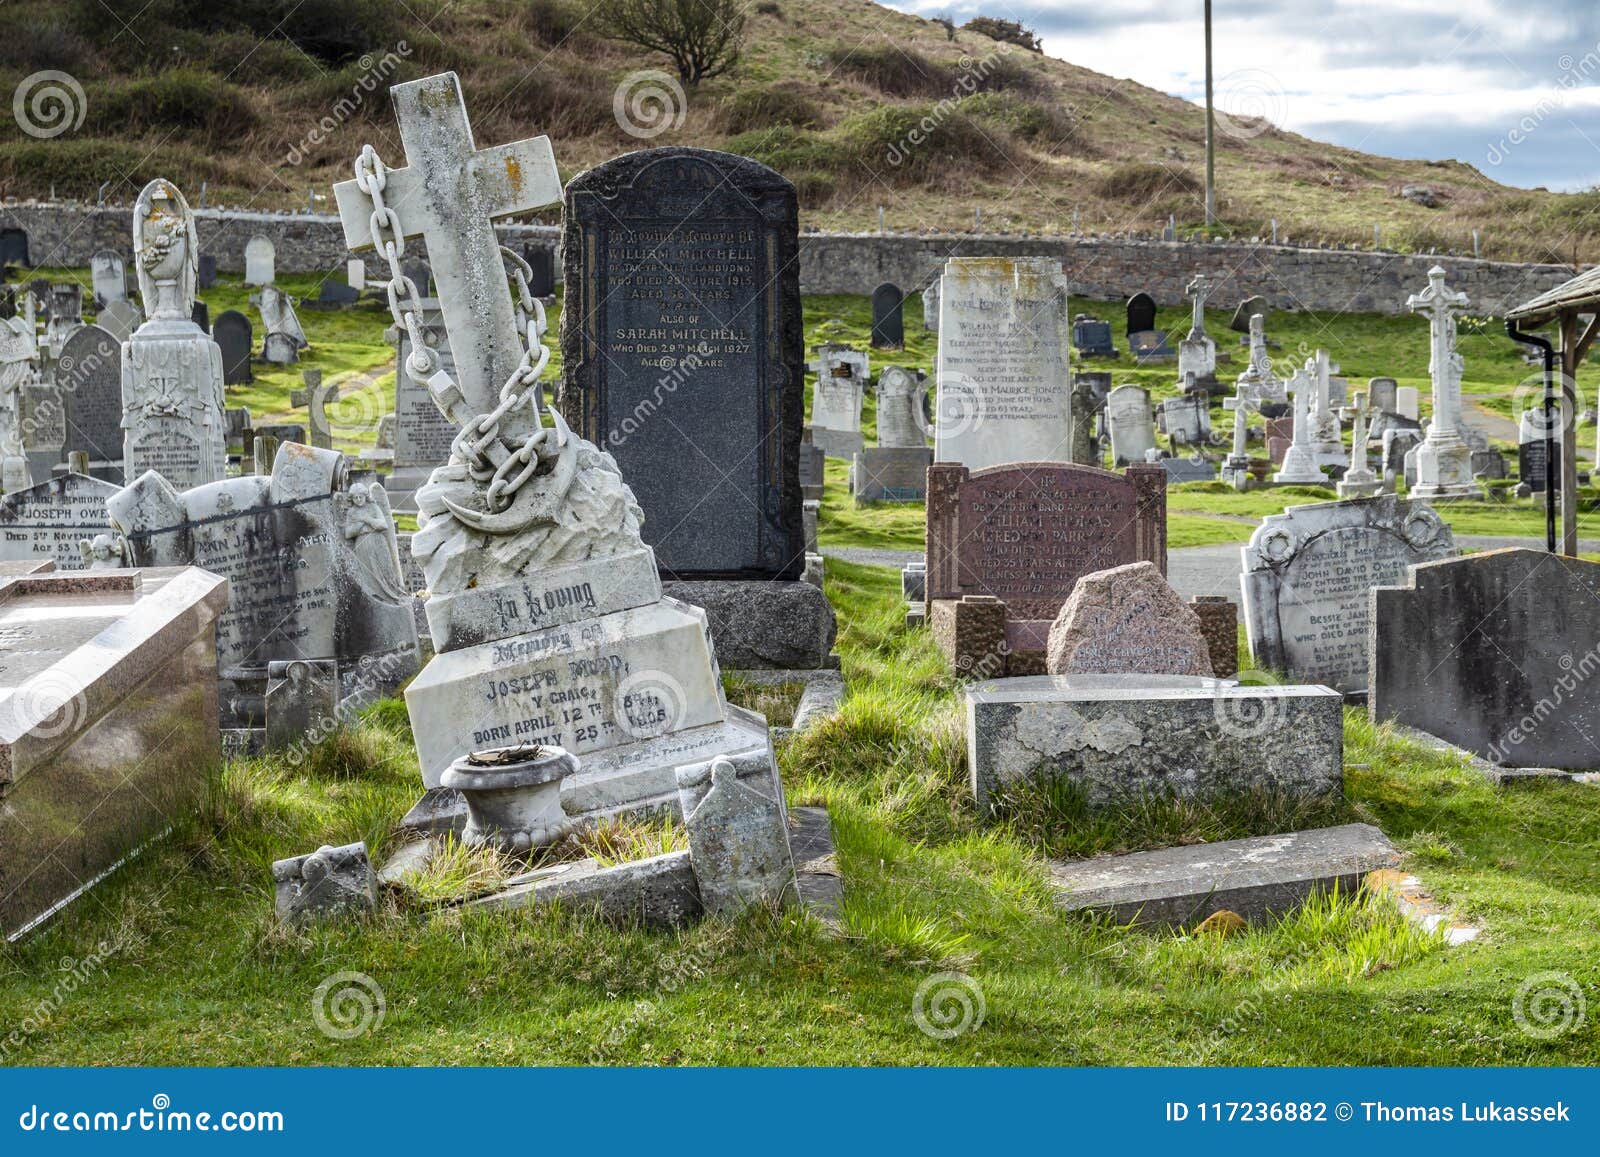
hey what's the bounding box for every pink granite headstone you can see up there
[1046,561,1214,676]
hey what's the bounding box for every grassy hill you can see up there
[2,0,1597,263]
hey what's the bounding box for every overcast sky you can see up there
[886,0,1600,191]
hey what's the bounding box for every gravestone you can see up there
[1046,561,1213,676]
[1157,392,1211,448]
[1519,406,1560,492]
[926,462,1167,675]
[388,297,460,506]
[0,472,120,568]
[1383,428,1423,487]
[854,364,930,500]
[1371,549,1600,768]
[97,298,141,344]
[1407,267,1475,499]
[347,258,366,291]
[1396,385,1420,420]
[213,310,254,385]
[0,565,229,939]
[1368,377,1398,414]
[1072,314,1116,358]
[108,442,421,726]
[870,282,904,349]
[311,277,360,308]
[874,365,926,449]
[1106,384,1156,466]
[1242,493,1456,695]
[557,146,806,580]
[675,754,797,915]
[197,254,217,289]
[16,365,64,484]
[0,227,29,268]
[1229,295,1267,333]
[1177,275,1219,393]
[0,311,38,492]
[798,428,824,501]
[808,343,867,459]
[1160,454,1217,484]
[55,324,124,480]
[1126,291,1156,336]
[525,245,556,297]
[263,331,299,365]
[120,179,227,490]
[188,301,207,335]
[90,251,127,307]
[264,658,340,751]
[251,283,307,350]
[921,277,940,335]
[244,235,276,286]
[1069,371,1110,465]
[272,841,376,924]
[934,257,1072,469]
[45,284,83,348]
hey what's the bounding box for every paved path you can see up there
[826,536,1599,603]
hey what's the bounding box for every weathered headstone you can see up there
[251,283,307,350]
[874,365,926,449]
[1371,549,1600,769]
[1368,377,1398,414]
[1242,493,1456,694]
[1071,314,1116,358]
[108,442,420,726]
[1105,384,1156,470]
[213,310,254,385]
[98,298,142,344]
[265,658,340,751]
[121,179,227,490]
[853,364,930,500]
[0,227,29,269]
[244,235,276,286]
[1156,392,1210,448]
[55,323,124,481]
[90,251,127,307]
[934,257,1071,469]
[1177,273,1219,393]
[525,245,556,297]
[808,343,867,459]
[0,565,228,939]
[387,297,460,505]
[870,282,904,349]
[197,253,217,289]
[262,331,299,365]
[1229,294,1267,333]
[1396,385,1420,420]
[0,473,120,568]
[1046,561,1213,676]
[271,841,377,924]
[557,146,806,579]
[927,462,1167,675]
[675,754,797,915]
[921,277,940,335]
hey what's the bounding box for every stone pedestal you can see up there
[121,318,227,489]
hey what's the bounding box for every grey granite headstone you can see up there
[557,147,805,579]
[1371,548,1600,769]
[1242,494,1456,695]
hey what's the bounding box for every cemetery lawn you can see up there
[4,559,1599,1066]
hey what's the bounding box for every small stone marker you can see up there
[934,257,1072,469]
[264,659,340,751]
[91,251,127,306]
[1106,384,1156,466]
[272,842,377,924]
[966,674,1344,812]
[1371,548,1600,769]
[809,343,868,459]
[1046,561,1213,676]
[870,282,904,349]
[244,235,276,286]
[262,331,299,365]
[0,566,229,938]
[676,754,797,915]
[213,310,254,385]
[1242,494,1456,694]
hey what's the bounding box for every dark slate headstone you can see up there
[525,245,556,297]
[870,282,904,349]
[57,323,124,478]
[1519,437,1559,492]
[313,278,360,307]
[558,147,805,580]
[1126,291,1157,336]
[1072,314,1116,357]
[0,228,28,269]
[197,254,217,289]
[191,300,209,333]
[1371,549,1600,769]
[1229,295,1268,333]
[214,310,254,385]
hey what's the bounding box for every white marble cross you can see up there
[1185,273,1213,336]
[334,72,562,425]
[1407,265,1471,440]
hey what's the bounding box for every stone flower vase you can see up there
[440,744,579,854]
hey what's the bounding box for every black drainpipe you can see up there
[1506,319,1557,553]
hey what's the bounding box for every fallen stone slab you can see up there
[465,850,702,930]
[1049,823,1401,928]
[1365,868,1480,946]
[789,805,842,928]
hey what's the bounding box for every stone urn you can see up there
[440,744,579,854]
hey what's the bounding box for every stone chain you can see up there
[352,144,552,512]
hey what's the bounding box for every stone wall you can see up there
[2,202,1578,316]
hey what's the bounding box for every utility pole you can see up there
[1204,0,1217,226]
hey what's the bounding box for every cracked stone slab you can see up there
[1050,823,1400,928]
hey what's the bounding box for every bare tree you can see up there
[598,0,747,86]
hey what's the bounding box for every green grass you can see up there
[5,558,1600,1066]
